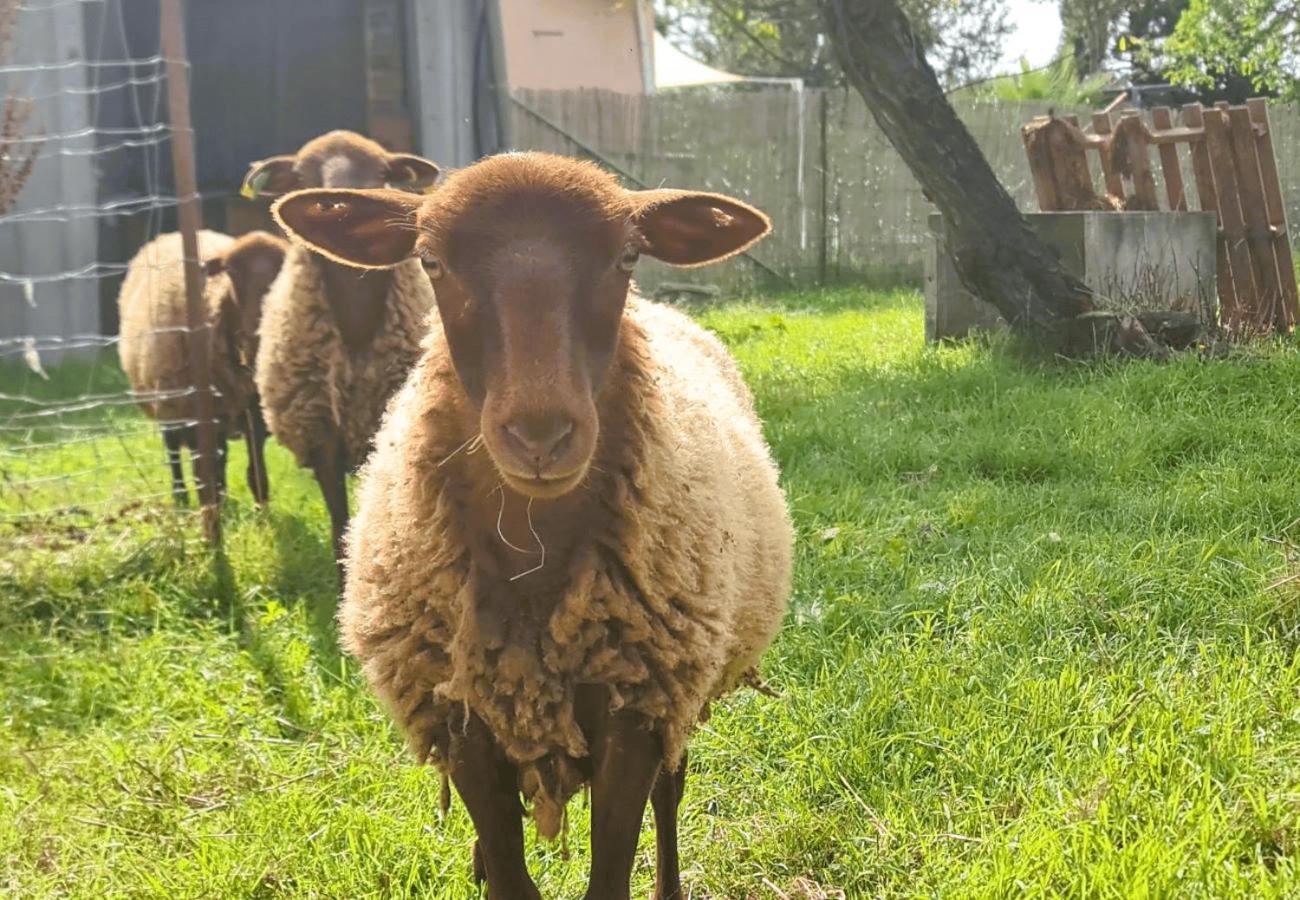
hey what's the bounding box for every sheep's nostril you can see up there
[503,415,575,465]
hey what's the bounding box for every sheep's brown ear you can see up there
[272,188,423,269]
[630,189,770,267]
[240,155,299,199]
[386,153,441,192]
[203,256,227,277]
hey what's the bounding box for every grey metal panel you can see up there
[0,3,99,352]
[406,0,480,168]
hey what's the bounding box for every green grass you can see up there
[7,287,1300,896]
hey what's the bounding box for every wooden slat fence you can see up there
[508,87,1300,307]
[1022,100,1299,334]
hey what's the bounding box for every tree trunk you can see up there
[820,0,1098,339]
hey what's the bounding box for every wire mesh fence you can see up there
[5,2,1300,564]
[0,0,214,561]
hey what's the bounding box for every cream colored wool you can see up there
[254,244,435,467]
[340,296,793,836]
[117,230,252,430]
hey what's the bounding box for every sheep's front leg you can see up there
[448,712,539,899]
[585,706,662,900]
[310,437,349,583]
[652,750,687,900]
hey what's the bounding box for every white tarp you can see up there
[653,31,745,89]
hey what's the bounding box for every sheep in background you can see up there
[117,229,287,506]
[240,131,440,574]
[271,152,793,900]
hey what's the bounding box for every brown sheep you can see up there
[240,131,441,575]
[117,229,287,505]
[271,152,793,899]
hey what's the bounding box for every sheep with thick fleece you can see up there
[271,152,792,899]
[241,130,441,570]
[117,229,287,505]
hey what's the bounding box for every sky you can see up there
[996,0,1065,73]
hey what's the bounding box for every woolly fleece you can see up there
[117,230,252,430]
[339,296,793,836]
[254,245,435,467]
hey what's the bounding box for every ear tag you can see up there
[240,171,268,200]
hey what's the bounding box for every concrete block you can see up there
[925,211,1219,341]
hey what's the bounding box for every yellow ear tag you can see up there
[240,171,267,200]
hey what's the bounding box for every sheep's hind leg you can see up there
[652,750,687,900]
[448,711,539,899]
[245,401,270,506]
[582,689,662,900]
[214,429,229,503]
[163,427,188,506]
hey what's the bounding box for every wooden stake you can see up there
[160,0,221,544]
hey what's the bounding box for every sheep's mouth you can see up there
[500,466,587,499]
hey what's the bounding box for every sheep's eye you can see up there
[420,255,445,281]
[617,247,640,273]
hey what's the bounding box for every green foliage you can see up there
[971,55,1113,104]
[1051,0,1189,77]
[654,0,1013,88]
[1165,0,1300,103]
[9,288,1300,894]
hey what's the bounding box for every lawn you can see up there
[5,286,1300,897]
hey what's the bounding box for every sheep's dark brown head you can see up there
[204,231,288,364]
[270,152,769,499]
[240,130,440,198]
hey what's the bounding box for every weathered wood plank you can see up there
[1202,106,1258,330]
[1117,111,1160,210]
[1151,107,1188,211]
[1092,111,1125,198]
[1022,118,1063,210]
[1182,103,1236,321]
[1247,98,1300,330]
[1227,106,1287,329]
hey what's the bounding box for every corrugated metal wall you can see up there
[0,2,98,357]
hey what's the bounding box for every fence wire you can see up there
[0,0,214,559]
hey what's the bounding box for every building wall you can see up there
[497,0,649,93]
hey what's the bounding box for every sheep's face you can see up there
[205,232,288,364]
[270,153,770,500]
[239,130,440,198]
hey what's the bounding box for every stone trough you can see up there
[924,211,1219,342]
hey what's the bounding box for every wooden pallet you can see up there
[1021,99,1299,335]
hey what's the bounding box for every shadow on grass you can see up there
[266,509,347,670]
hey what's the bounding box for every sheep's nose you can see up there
[503,414,575,465]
